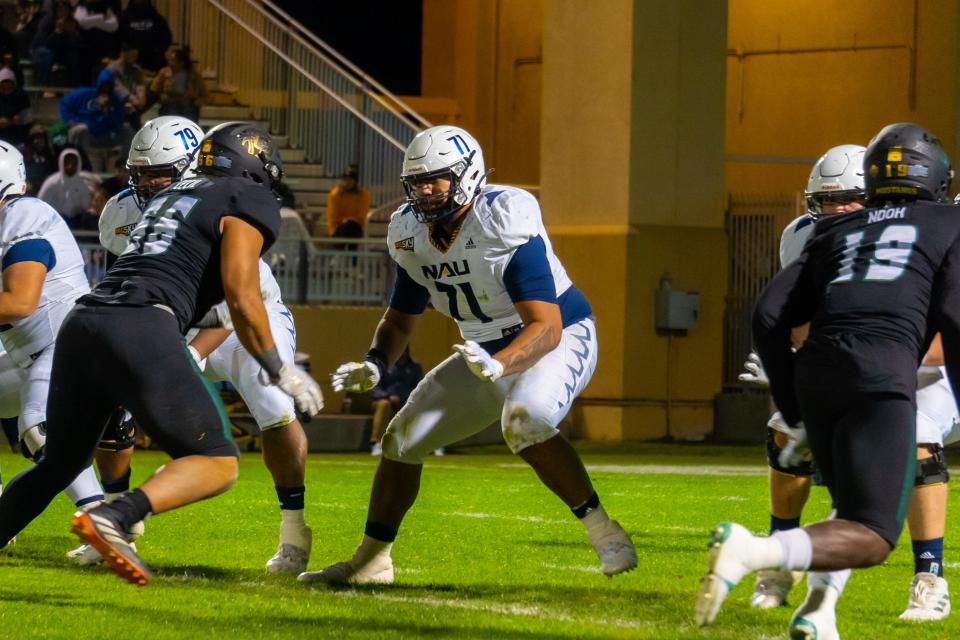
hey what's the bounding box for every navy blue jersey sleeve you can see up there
[503,235,557,304]
[752,254,816,427]
[2,238,56,271]
[388,267,430,314]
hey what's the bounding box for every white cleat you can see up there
[899,572,950,621]
[298,553,394,585]
[790,586,840,640]
[66,543,104,566]
[589,519,637,577]
[751,568,802,609]
[695,522,756,626]
[266,543,310,574]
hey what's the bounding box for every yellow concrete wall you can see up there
[420,0,543,185]
[727,0,960,195]
[542,1,728,441]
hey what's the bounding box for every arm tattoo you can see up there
[496,324,556,375]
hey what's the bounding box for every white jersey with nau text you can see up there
[387,184,573,343]
[99,187,282,306]
[0,196,90,367]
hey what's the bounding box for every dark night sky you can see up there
[277,0,423,95]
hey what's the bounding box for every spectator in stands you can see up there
[368,347,423,456]
[38,147,91,222]
[151,44,206,122]
[100,156,128,197]
[97,42,148,127]
[326,164,371,238]
[31,2,84,87]
[14,1,44,58]
[72,184,108,232]
[0,68,32,146]
[19,123,57,195]
[2,51,25,88]
[119,0,171,73]
[75,0,119,83]
[60,77,133,172]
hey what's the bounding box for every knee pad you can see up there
[766,428,815,477]
[98,408,136,452]
[20,423,46,462]
[501,403,557,454]
[915,443,949,487]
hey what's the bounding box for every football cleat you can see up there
[899,572,951,621]
[790,586,840,640]
[589,519,637,577]
[67,543,103,566]
[71,509,152,586]
[695,522,756,626]
[298,553,394,585]
[751,569,802,609]
[266,543,310,575]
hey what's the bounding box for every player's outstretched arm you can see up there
[469,299,561,380]
[332,307,419,394]
[0,261,45,323]
[220,216,322,415]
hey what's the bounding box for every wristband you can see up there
[363,348,388,380]
[256,346,283,380]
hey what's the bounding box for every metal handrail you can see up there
[205,0,407,151]
[257,0,432,130]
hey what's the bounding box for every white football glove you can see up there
[777,421,811,469]
[260,362,324,416]
[738,352,769,386]
[453,340,504,382]
[332,361,381,393]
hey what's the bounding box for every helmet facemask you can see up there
[402,151,477,224]
[128,157,191,207]
[806,189,865,218]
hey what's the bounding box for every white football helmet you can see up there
[805,144,866,216]
[401,125,488,223]
[127,115,204,204]
[0,141,26,200]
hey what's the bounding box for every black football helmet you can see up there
[864,123,953,204]
[195,121,283,191]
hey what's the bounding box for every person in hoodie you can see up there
[19,124,57,195]
[119,0,171,73]
[60,78,132,172]
[38,147,91,222]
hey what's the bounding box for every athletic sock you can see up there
[771,527,813,571]
[571,491,601,519]
[65,466,104,508]
[276,484,305,511]
[354,533,393,564]
[808,568,851,595]
[770,514,800,534]
[364,520,398,543]
[102,468,132,496]
[104,489,153,532]
[912,537,944,577]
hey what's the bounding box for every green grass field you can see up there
[1,443,958,639]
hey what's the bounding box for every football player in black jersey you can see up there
[0,122,323,585]
[696,123,960,636]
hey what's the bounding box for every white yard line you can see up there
[334,590,648,630]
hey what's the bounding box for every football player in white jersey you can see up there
[298,125,636,585]
[82,117,313,574]
[740,145,956,633]
[0,142,105,530]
